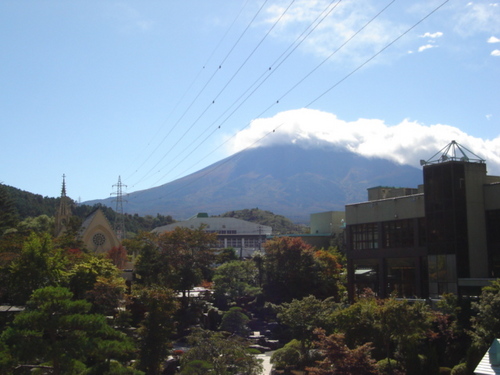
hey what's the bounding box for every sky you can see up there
[1,0,499,204]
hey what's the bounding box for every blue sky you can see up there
[1,0,499,203]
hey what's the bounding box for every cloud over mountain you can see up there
[227,108,500,175]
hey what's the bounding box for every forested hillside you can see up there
[219,208,305,234]
[0,184,173,235]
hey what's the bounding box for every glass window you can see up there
[387,258,417,297]
[350,223,378,250]
[382,219,414,248]
[353,259,379,296]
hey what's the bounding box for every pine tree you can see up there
[0,286,138,375]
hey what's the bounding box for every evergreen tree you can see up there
[135,286,179,375]
[0,184,18,235]
[0,286,138,375]
[180,328,263,375]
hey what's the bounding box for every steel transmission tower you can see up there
[111,176,127,240]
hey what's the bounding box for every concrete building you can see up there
[152,213,272,258]
[345,141,500,299]
[300,211,345,249]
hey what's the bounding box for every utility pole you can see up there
[111,176,127,240]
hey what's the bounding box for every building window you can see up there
[353,259,379,296]
[350,223,378,250]
[428,254,457,297]
[382,219,414,248]
[226,238,242,248]
[387,258,417,297]
[92,233,106,247]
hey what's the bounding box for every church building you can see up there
[54,176,120,253]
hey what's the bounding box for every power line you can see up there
[304,0,450,108]
[130,0,270,188]
[145,0,344,185]
[137,124,285,201]
[277,0,397,103]
[134,0,290,186]
[146,0,450,195]
[147,0,389,186]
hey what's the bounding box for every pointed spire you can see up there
[54,174,72,237]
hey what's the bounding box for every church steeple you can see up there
[54,174,72,237]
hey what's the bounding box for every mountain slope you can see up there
[86,144,423,223]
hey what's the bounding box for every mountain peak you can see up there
[85,143,422,223]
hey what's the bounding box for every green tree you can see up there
[270,339,302,369]
[7,233,66,304]
[134,227,216,305]
[333,291,382,355]
[470,279,500,346]
[219,307,250,336]
[262,237,317,303]
[17,215,54,234]
[135,286,179,375]
[277,295,338,366]
[0,286,137,375]
[213,260,260,307]
[333,292,433,374]
[157,226,216,306]
[215,247,238,264]
[468,279,500,372]
[0,184,18,235]
[85,275,128,317]
[68,256,121,300]
[313,248,345,301]
[133,233,167,286]
[377,298,432,375]
[307,329,379,375]
[180,328,263,375]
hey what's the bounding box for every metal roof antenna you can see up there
[422,140,485,166]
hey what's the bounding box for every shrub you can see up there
[450,363,468,375]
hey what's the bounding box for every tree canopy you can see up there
[0,286,137,375]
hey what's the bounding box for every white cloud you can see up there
[418,44,436,52]
[227,108,500,174]
[109,3,154,33]
[488,36,500,43]
[453,2,500,36]
[421,32,443,38]
[261,0,407,64]
[491,49,500,56]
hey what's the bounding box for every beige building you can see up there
[79,209,121,253]
[345,141,500,299]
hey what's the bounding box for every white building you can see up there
[152,213,272,258]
